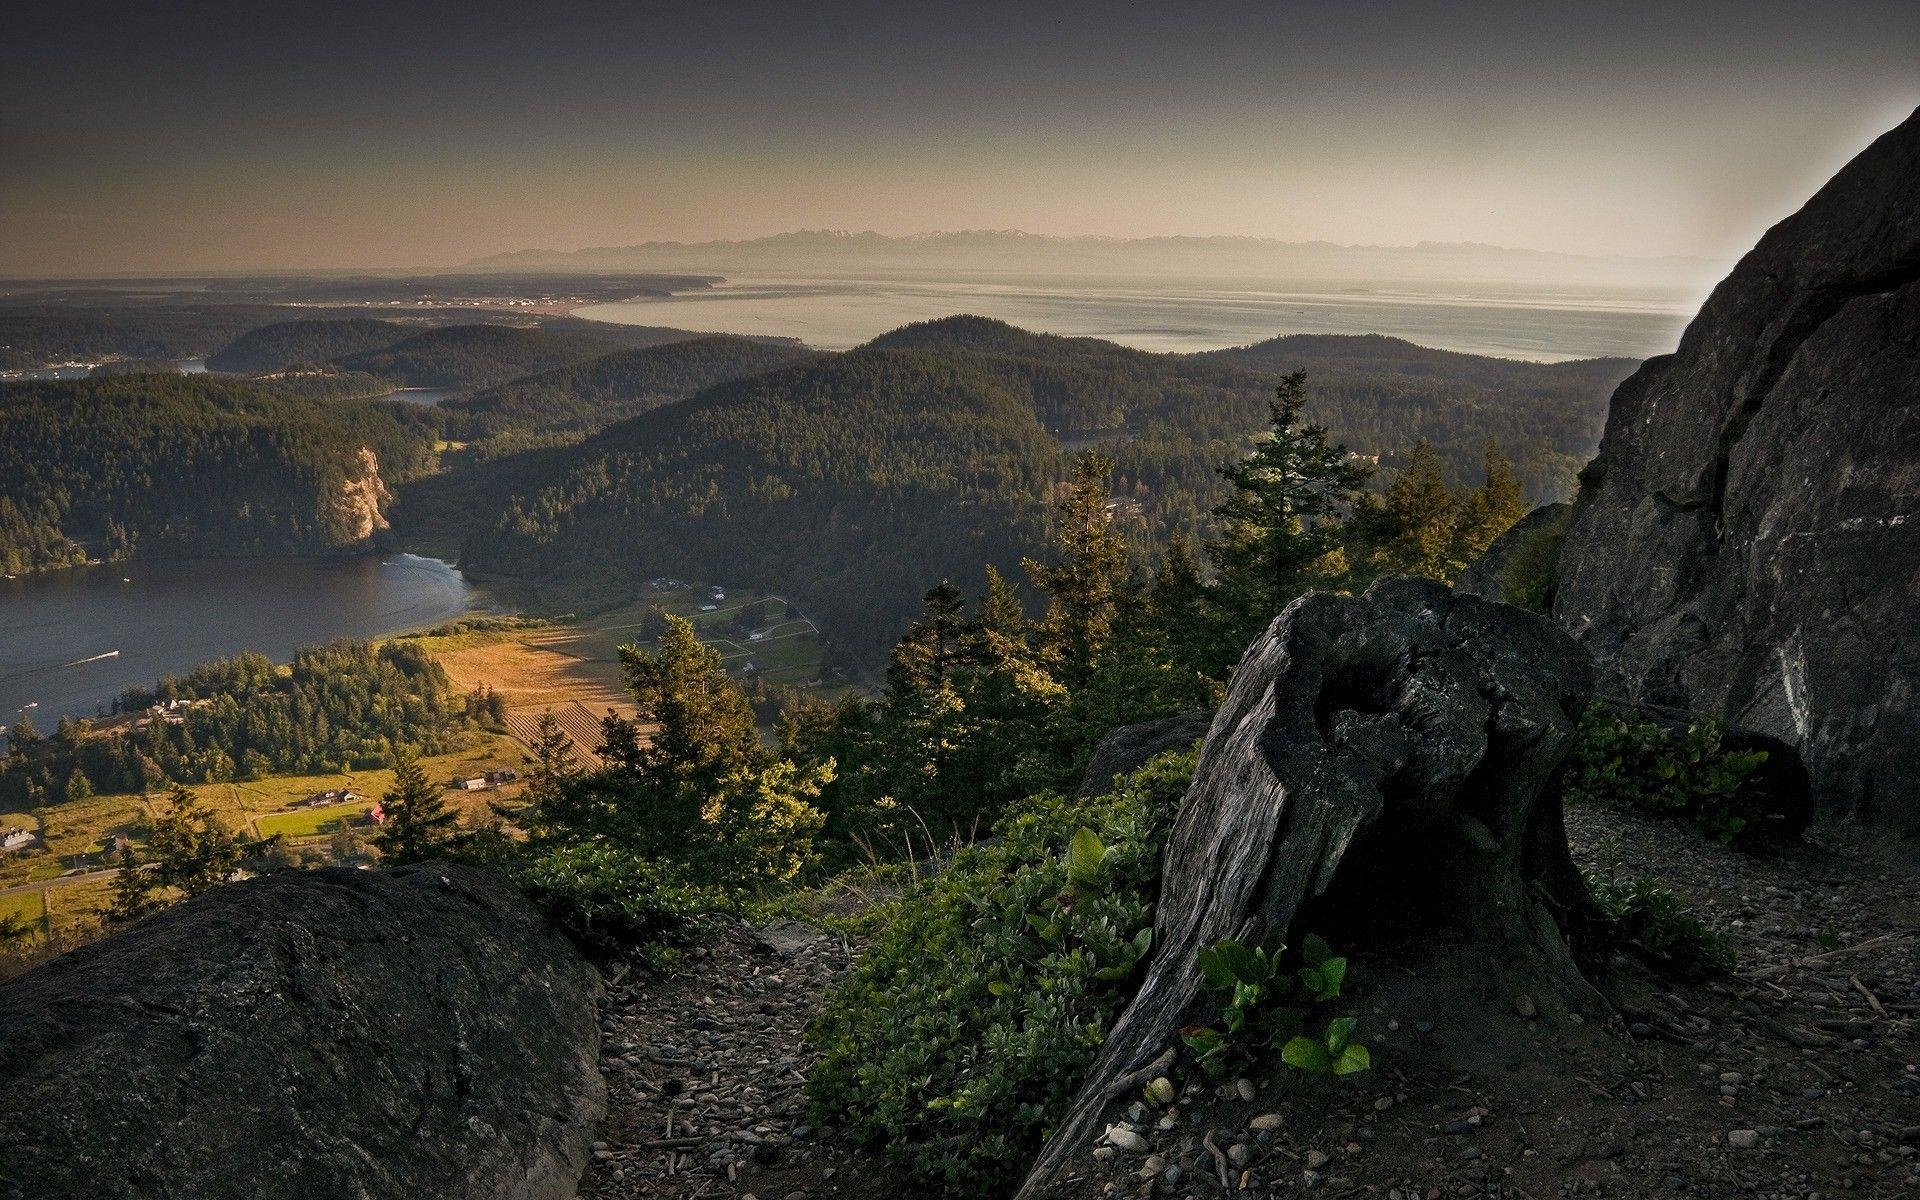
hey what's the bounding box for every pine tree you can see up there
[1455,439,1528,562]
[106,843,156,924]
[517,710,582,843]
[1024,452,1133,687]
[372,746,457,864]
[621,615,763,797]
[146,786,241,897]
[1205,374,1374,659]
[1375,439,1464,580]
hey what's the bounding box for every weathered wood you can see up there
[1018,578,1599,1198]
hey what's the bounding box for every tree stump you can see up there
[1018,578,1601,1198]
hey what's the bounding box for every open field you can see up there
[415,584,834,760]
[255,800,371,839]
[0,889,44,928]
[0,734,530,934]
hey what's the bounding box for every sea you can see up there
[576,273,1699,362]
[0,555,489,733]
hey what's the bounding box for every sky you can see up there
[2,1,1916,275]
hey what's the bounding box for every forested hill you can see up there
[206,317,412,374]
[461,348,1065,663]
[440,336,818,450]
[453,316,1635,666]
[0,375,438,575]
[1208,333,1639,495]
[335,324,638,389]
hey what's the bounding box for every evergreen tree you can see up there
[1205,374,1374,661]
[1374,438,1463,580]
[373,747,457,864]
[1024,452,1133,687]
[516,710,582,844]
[146,786,240,897]
[1455,439,1528,562]
[615,614,764,845]
[106,843,156,924]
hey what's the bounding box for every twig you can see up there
[1850,974,1889,1019]
[1203,1131,1230,1189]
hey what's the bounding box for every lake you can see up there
[0,555,491,733]
[578,274,1698,362]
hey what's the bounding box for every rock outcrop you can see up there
[330,444,395,543]
[1075,710,1213,797]
[1552,108,1920,834]
[1455,500,1571,609]
[1019,578,1597,1198]
[0,864,604,1200]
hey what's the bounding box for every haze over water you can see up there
[581,274,1693,361]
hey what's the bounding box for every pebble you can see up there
[1107,1127,1150,1153]
[1250,1113,1285,1132]
[1234,1077,1257,1101]
[1728,1129,1761,1149]
[1305,1150,1330,1170]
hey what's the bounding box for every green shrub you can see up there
[1586,870,1735,979]
[1565,705,1770,844]
[1180,933,1365,1077]
[805,750,1194,1197]
[514,842,734,963]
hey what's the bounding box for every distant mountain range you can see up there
[468,231,1721,292]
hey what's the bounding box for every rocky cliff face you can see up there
[0,864,604,1200]
[329,444,394,543]
[1553,108,1920,833]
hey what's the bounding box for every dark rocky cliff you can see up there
[0,864,604,1200]
[1552,108,1920,834]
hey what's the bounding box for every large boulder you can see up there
[1455,501,1571,609]
[1075,710,1213,797]
[1552,108,1920,834]
[0,864,603,1200]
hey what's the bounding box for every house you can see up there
[484,769,519,785]
[454,777,491,791]
[699,604,718,612]
[100,833,130,857]
[1,827,35,852]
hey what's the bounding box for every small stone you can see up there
[1145,1077,1177,1106]
[1233,1077,1257,1101]
[1305,1150,1330,1170]
[1250,1113,1285,1132]
[1228,1143,1252,1167]
[1514,994,1537,1019]
[1107,1127,1150,1154]
[1727,1129,1761,1150]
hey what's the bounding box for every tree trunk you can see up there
[1018,578,1603,1199]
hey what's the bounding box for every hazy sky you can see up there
[3,1,1915,275]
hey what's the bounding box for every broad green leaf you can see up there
[1325,1016,1357,1053]
[1066,827,1108,887]
[1301,933,1333,967]
[1282,1036,1330,1073]
[1333,1043,1371,1075]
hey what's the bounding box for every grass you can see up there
[255,801,372,839]
[0,890,45,927]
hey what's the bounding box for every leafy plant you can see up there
[1586,868,1735,980]
[1181,932,1362,1077]
[514,842,734,963]
[1281,1016,1372,1076]
[805,751,1194,1197]
[1296,932,1348,1001]
[1565,705,1771,845]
